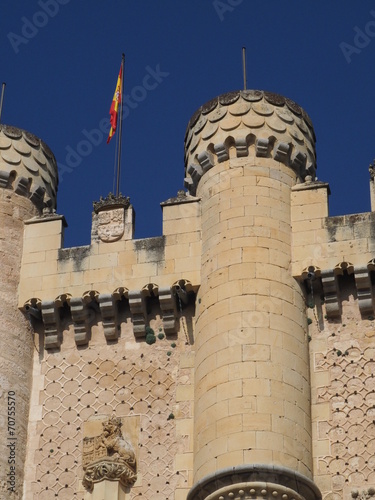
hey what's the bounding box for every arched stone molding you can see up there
[187,465,321,500]
[204,482,305,500]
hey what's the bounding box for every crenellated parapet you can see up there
[22,280,197,349]
[0,124,58,210]
[184,90,316,195]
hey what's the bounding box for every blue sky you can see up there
[1,1,375,247]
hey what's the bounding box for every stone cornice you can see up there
[160,189,200,206]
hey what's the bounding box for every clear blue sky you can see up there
[1,1,375,247]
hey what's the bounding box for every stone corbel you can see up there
[70,298,89,345]
[41,300,60,349]
[29,185,45,208]
[14,176,29,196]
[98,293,118,341]
[197,151,214,173]
[128,290,148,337]
[158,286,178,334]
[184,177,195,196]
[0,170,13,188]
[273,141,290,163]
[23,298,42,327]
[234,137,248,157]
[291,150,307,172]
[255,137,269,157]
[214,142,229,162]
[354,266,374,317]
[187,163,203,187]
[321,269,341,318]
[70,291,99,346]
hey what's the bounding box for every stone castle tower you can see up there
[1,89,375,500]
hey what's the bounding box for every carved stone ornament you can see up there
[352,488,375,499]
[93,193,130,213]
[97,207,125,242]
[82,417,137,491]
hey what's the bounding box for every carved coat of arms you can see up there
[97,208,124,242]
[82,417,137,491]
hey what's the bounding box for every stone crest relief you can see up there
[97,208,124,242]
[82,416,137,491]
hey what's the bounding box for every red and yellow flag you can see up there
[107,64,123,144]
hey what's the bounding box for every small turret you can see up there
[185,91,321,500]
[0,124,58,497]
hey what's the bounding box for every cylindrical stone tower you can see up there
[0,124,58,498]
[185,91,321,500]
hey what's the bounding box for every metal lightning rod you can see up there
[242,47,247,90]
[0,83,6,123]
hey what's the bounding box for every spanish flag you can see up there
[107,63,123,144]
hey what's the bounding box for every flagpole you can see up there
[0,83,6,123]
[115,54,125,197]
[242,47,247,90]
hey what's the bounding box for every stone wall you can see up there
[23,311,195,499]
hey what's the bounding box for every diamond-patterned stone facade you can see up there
[309,281,375,499]
[29,317,193,499]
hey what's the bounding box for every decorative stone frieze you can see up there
[82,416,137,491]
[187,465,322,500]
[203,482,305,500]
